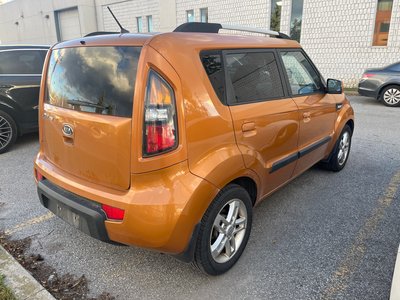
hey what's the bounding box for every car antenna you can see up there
[107,6,129,34]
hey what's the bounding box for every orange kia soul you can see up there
[34,22,354,275]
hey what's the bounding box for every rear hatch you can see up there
[42,46,141,190]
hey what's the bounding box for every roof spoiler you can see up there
[173,22,291,39]
[84,31,120,37]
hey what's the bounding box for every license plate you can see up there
[56,203,80,229]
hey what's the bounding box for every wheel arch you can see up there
[231,176,258,206]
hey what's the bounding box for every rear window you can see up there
[46,46,141,118]
[0,50,46,75]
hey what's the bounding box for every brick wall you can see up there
[176,0,269,28]
[299,0,400,87]
[101,0,160,33]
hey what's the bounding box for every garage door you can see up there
[57,8,82,41]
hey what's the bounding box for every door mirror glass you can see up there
[327,79,342,94]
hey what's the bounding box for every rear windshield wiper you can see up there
[67,99,110,110]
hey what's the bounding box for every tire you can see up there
[192,184,253,275]
[0,110,17,154]
[380,85,400,107]
[323,124,352,172]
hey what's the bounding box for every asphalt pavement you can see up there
[0,95,399,299]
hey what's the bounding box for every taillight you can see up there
[143,70,177,156]
[362,73,374,79]
[101,204,125,221]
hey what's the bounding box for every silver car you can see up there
[358,62,400,107]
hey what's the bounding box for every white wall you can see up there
[176,0,269,29]
[95,0,160,33]
[299,0,400,87]
[0,0,97,45]
[1,0,399,86]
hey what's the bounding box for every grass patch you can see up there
[344,88,359,95]
[0,274,16,300]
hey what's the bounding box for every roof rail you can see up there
[173,22,291,39]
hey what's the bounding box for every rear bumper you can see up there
[34,157,219,259]
[358,81,378,98]
[37,179,111,242]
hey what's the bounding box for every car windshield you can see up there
[46,46,141,118]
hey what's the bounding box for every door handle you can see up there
[242,122,256,132]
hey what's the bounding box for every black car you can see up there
[0,45,49,153]
[358,61,400,107]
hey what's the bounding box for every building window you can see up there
[270,0,282,31]
[290,0,304,42]
[186,10,194,22]
[136,17,143,33]
[373,0,393,46]
[147,15,153,32]
[200,8,208,23]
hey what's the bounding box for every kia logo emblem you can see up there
[62,124,74,137]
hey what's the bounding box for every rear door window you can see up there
[225,51,284,104]
[0,50,46,75]
[46,46,141,118]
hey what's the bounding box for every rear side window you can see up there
[201,51,226,104]
[0,50,46,75]
[46,46,141,118]
[225,52,284,104]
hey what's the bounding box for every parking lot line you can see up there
[3,212,54,236]
[321,170,400,300]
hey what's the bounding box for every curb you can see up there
[0,245,55,300]
[391,245,400,300]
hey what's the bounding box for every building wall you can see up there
[0,0,97,45]
[96,0,160,33]
[300,0,400,87]
[176,0,269,29]
[95,0,176,33]
[0,0,399,86]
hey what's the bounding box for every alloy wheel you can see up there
[210,198,247,264]
[337,131,350,166]
[383,88,400,105]
[0,115,12,150]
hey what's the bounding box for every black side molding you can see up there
[270,153,299,173]
[270,136,332,173]
[299,136,332,158]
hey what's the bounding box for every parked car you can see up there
[0,45,49,153]
[358,61,400,107]
[34,22,354,275]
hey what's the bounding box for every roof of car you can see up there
[53,32,300,50]
[0,45,49,50]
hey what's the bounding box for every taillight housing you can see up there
[143,70,178,156]
[101,204,125,221]
[362,73,374,79]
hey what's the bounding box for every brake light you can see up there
[101,204,125,221]
[143,70,177,156]
[362,73,374,79]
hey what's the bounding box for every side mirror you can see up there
[327,79,343,94]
